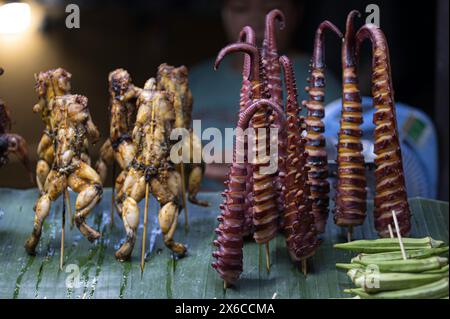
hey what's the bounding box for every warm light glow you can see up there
[0,3,31,34]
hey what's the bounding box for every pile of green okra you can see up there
[334,237,449,299]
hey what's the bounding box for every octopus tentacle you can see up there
[236,26,257,237]
[214,43,260,85]
[312,21,343,68]
[239,26,257,81]
[280,55,319,262]
[214,38,261,237]
[334,10,368,228]
[355,24,411,237]
[264,9,286,54]
[262,9,287,217]
[304,21,342,233]
[212,99,285,286]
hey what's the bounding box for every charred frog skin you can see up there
[95,69,142,193]
[25,94,103,255]
[33,68,96,192]
[115,79,186,261]
[157,64,209,207]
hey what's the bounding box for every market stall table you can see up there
[0,188,448,299]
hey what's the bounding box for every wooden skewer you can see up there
[347,226,353,242]
[180,163,189,232]
[265,242,271,273]
[110,161,116,228]
[388,224,395,238]
[258,243,262,272]
[140,182,150,274]
[223,280,228,290]
[172,253,176,273]
[140,103,156,275]
[60,193,66,271]
[64,189,73,229]
[301,259,307,276]
[391,210,407,260]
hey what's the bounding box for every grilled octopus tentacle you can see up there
[212,42,260,286]
[355,24,411,237]
[303,21,343,233]
[334,10,368,228]
[215,43,260,85]
[239,26,256,83]
[280,55,319,262]
[263,10,286,216]
[215,42,279,244]
[242,98,285,244]
[237,26,257,237]
[263,9,286,104]
[212,99,285,286]
[214,41,260,239]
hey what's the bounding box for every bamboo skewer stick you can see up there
[265,242,271,273]
[64,189,73,229]
[172,253,176,273]
[391,210,407,260]
[347,226,353,242]
[110,161,116,228]
[180,163,189,232]
[259,244,262,272]
[140,101,156,275]
[301,259,307,276]
[60,107,69,271]
[388,224,395,238]
[60,193,66,271]
[140,182,150,274]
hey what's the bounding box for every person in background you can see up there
[189,0,341,190]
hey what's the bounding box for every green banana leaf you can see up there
[0,188,448,299]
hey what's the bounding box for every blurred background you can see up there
[0,0,448,200]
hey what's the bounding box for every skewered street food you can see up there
[280,55,319,263]
[355,23,411,237]
[334,11,368,232]
[33,68,70,191]
[33,68,96,192]
[333,14,411,238]
[213,97,286,287]
[24,94,103,255]
[157,64,208,208]
[212,10,335,286]
[236,26,256,237]
[95,69,142,186]
[303,22,342,233]
[262,10,286,215]
[213,39,283,286]
[115,79,185,261]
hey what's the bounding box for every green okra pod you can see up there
[336,263,363,271]
[355,256,448,273]
[344,278,449,299]
[334,237,445,253]
[352,247,449,263]
[422,265,449,275]
[350,271,447,293]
